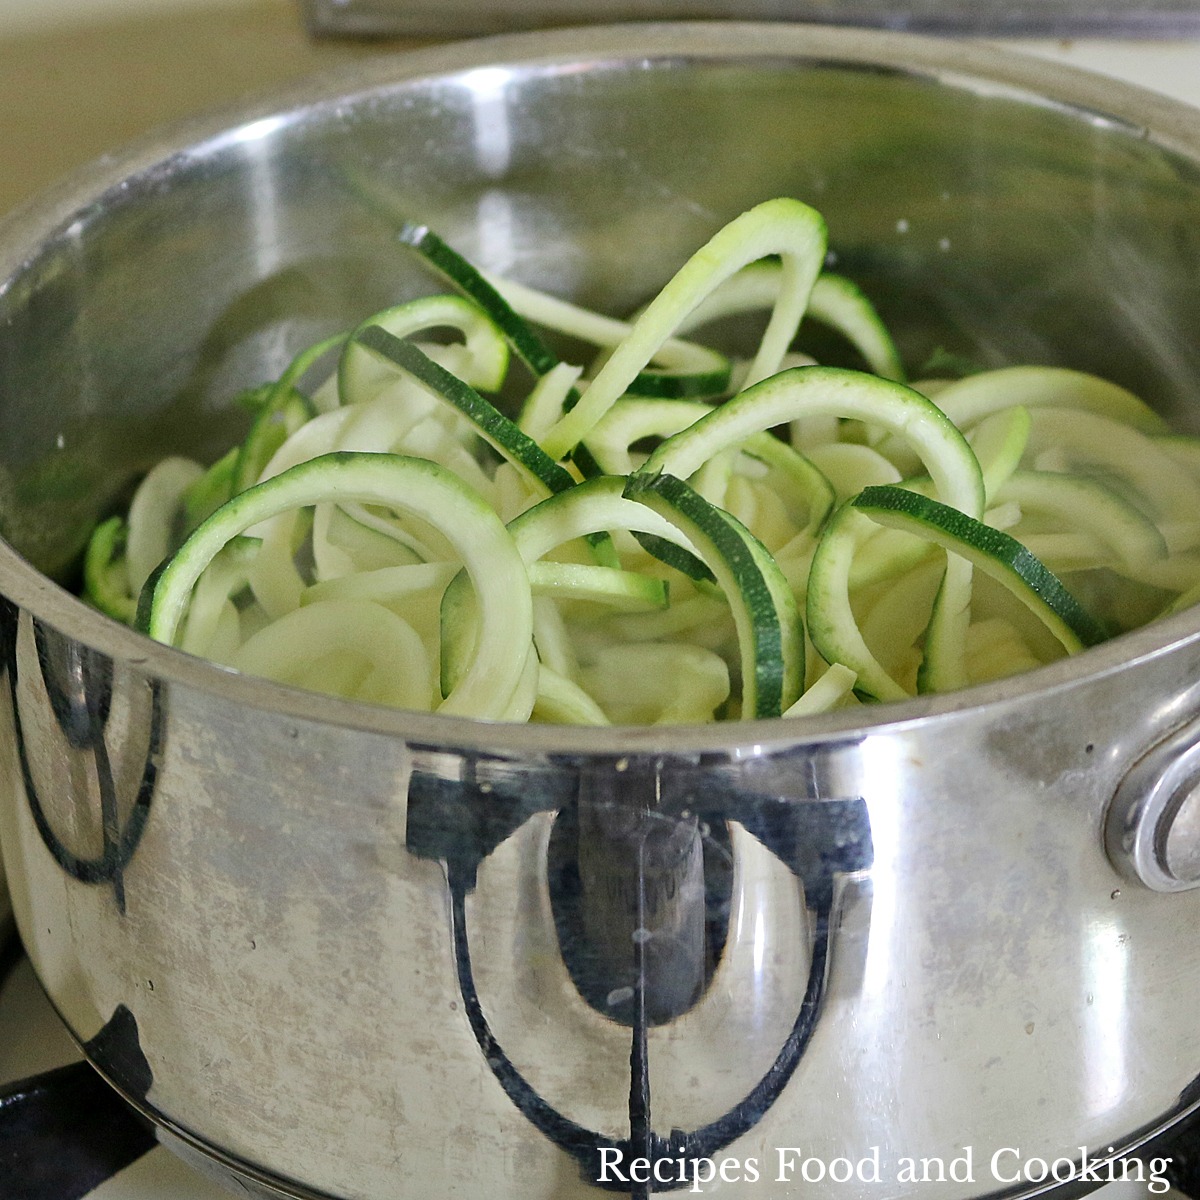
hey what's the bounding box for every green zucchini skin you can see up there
[623,471,803,719]
[354,325,576,497]
[398,222,561,376]
[851,484,1109,651]
[540,198,829,459]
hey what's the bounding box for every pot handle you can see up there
[1106,715,1200,892]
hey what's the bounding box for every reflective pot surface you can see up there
[2,22,1200,1200]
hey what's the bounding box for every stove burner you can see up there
[0,930,156,1200]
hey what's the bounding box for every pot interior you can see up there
[1,34,1200,589]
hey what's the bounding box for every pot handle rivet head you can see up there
[1106,722,1200,892]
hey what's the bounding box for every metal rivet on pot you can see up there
[1106,721,1200,892]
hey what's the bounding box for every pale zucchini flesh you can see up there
[81,198,1200,723]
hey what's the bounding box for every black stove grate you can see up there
[0,930,156,1200]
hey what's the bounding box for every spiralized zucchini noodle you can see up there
[83,198,1200,724]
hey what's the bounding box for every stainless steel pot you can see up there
[2,23,1200,1200]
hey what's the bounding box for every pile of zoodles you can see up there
[83,198,1200,723]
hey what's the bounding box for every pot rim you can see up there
[2,20,1199,757]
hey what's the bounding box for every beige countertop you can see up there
[2,1,1200,223]
[0,0,426,217]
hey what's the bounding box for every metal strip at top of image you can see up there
[303,0,1200,39]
